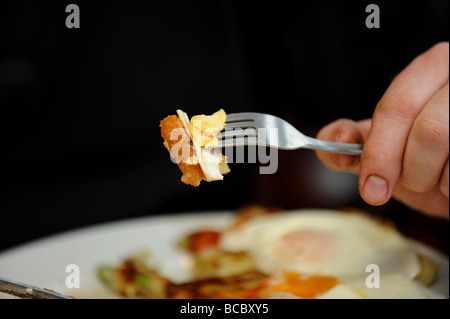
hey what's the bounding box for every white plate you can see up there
[0,211,448,299]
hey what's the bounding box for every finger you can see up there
[401,83,449,193]
[393,183,449,219]
[315,118,371,173]
[440,159,449,197]
[359,42,450,206]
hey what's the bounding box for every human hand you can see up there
[315,42,449,219]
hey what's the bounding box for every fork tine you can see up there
[217,136,259,148]
[224,121,257,129]
[225,113,257,122]
[218,112,259,147]
[216,127,257,139]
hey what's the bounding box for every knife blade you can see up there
[0,276,75,299]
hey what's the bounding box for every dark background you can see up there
[1,1,448,253]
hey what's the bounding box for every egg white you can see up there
[220,210,422,279]
[341,273,445,299]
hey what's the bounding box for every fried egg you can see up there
[221,210,421,279]
[261,271,443,299]
[221,209,444,298]
[342,272,444,299]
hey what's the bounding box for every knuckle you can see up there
[331,118,354,132]
[429,42,449,59]
[375,93,416,122]
[399,172,434,194]
[419,42,449,70]
[317,118,354,141]
[334,118,353,126]
[316,125,332,141]
[412,117,449,149]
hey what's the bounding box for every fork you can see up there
[216,112,363,155]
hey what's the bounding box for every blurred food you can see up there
[97,250,170,299]
[221,208,420,279]
[97,205,443,299]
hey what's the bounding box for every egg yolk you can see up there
[271,271,339,299]
[271,230,339,262]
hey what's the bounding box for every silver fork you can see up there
[216,112,363,155]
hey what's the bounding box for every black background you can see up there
[1,1,448,254]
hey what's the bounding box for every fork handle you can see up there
[303,136,363,155]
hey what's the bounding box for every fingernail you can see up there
[363,175,388,204]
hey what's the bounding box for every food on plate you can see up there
[97,250,170,299]
[97,205,444,299]
[160,109,230,186]
[221,208,420,278]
